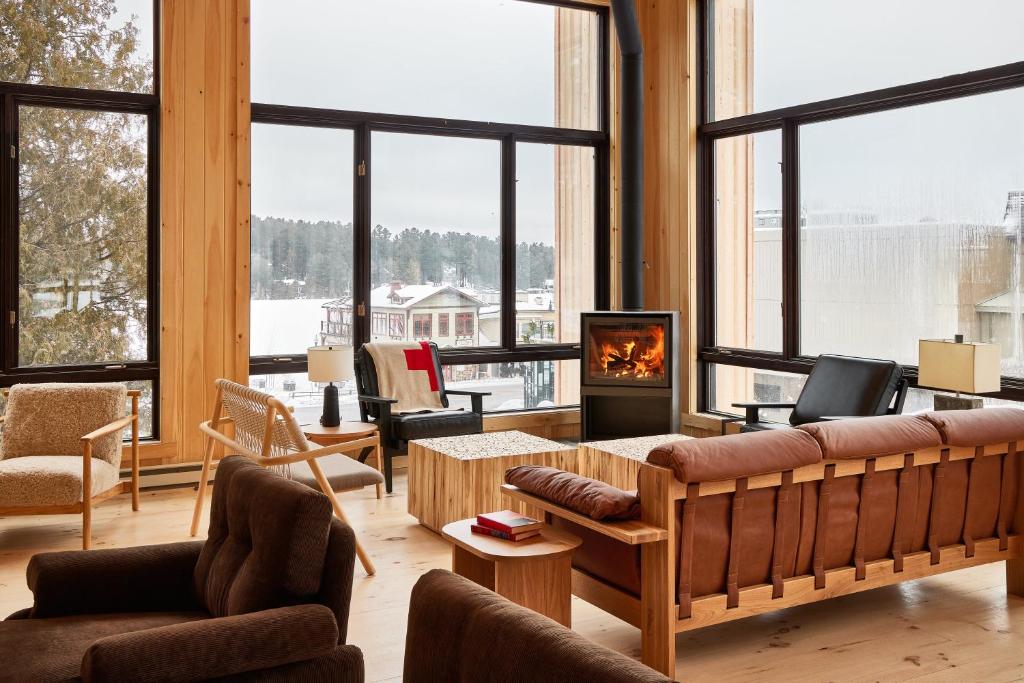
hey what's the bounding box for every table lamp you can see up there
[918,335,1001,410]
[307,345,354,427]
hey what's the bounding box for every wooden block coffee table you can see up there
[442,518,582,626]
[578,433,692,490]
[408,430,577,532]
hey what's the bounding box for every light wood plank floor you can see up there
[2,473,1022,682]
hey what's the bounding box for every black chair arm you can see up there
[730,401,797,424]
[357,394,398,405]
[445,389,490,415]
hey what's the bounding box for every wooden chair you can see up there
[190,379,384,576]
[0,383,140,550]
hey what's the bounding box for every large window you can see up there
[249,0,609,414]
[0,0,159,436]
[702,0,1024,412]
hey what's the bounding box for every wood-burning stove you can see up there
[579,311,680,441]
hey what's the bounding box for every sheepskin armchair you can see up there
[0,382,140,549]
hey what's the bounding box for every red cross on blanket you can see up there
[403,341,439,391]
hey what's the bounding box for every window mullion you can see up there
[500,134,516,351]
[781,120,800,360]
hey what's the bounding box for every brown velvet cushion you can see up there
[922,407,1024,447]
[647,429,822,484]
[82,604,340,683]
[193,456,333,618]
[404,569,672,683]
[504,465,640,520]
[798,414,942,459]
[0,611,206,683]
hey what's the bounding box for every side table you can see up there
[295,408,384,499]
[441,518,582,626]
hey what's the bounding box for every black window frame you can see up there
[0,1,161,436]
[248,0,611,412]
[697,0,1024,412]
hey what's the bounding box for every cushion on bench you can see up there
[798,414,941,459]
[646,430,822,484]
[922,407,1024,447]
[504,466,640,521]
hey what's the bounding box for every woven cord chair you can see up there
[190,379,383,576]
[0,383,140,550]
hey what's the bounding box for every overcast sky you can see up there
[247,0,1024,236]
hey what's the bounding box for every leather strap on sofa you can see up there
[771,471,795,599]
[726,478,749,609]
[813,465,836,590]
[997,441,1018,551]
[676,483,700,619]
[854,459,876,580]
[892,453,916,573]
[962,448,983,558]
[928,449,951,565]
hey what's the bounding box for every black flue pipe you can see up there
[610,0,644,311]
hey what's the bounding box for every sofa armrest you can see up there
[27,541,204,618]
[501,485,666,545]
[82,604,341,683]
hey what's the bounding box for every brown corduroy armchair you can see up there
[0,456,364,683]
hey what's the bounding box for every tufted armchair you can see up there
[0,456,363,682]
[0,383,140,549]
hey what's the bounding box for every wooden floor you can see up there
[2,473,1023,682]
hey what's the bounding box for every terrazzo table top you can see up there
[580,433,693,461]
[412,430,576,461]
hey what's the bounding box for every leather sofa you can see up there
[0,456,364,682]
[503,408,1024,679]
[404,569,672,682]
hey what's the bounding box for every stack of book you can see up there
[472,510,544,541]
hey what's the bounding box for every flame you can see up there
[595,325,665,380]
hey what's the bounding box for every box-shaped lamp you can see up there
[918,339,1001,395]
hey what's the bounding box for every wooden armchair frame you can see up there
[190,380,381,576]
[0,389,141,550]
[504,440,1024,679]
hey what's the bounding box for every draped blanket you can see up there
[365,341,445,414]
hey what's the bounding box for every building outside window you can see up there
[413,314,432,339]
[702,0,1024,415]
[438,313,450,338]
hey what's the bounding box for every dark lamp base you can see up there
[933,394,983,411]
[320,382,341,427]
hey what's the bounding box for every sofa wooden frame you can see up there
[503,440,1024,680]
[191,380,382,576]
[0,389,141,550]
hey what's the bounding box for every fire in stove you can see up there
[592,324,666,381]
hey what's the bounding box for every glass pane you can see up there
[714,130,782,351]
[249,373,362,422]
[516,143,595,346]
[446,360,580,412]
[0,0,154,92]
[711,0,1024,119]
[710,364,806,423]
[125,379,155,439]
[251,0,599,129]
[799,88,1024,375]
[370,133,500,348]
[18,105,149,367]
[250,125,355,355]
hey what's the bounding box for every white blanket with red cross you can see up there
[365,341,446,414]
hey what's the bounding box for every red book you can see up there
[471,524,540,542]
[476,510,544,535]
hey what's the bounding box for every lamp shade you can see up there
[918,339,1001,394]
[307,345,354,383]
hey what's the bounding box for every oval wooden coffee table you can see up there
[442,518,582,626]
[294,408,383,499]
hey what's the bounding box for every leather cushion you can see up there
[798,415,942,459]
[505,466,640,521]
[922,407,1024,447]
[193,457,333,618]
[0,610,206,682]
[390,409,481,442]
[790,355,902,426]
[551,517,643,597]
[647,429,822,484]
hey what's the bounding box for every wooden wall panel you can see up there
[156,0,250,465]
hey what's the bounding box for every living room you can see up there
[1,0,1022,681]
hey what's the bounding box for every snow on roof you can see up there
[977,290,1024,313]
[325,284,487,311]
